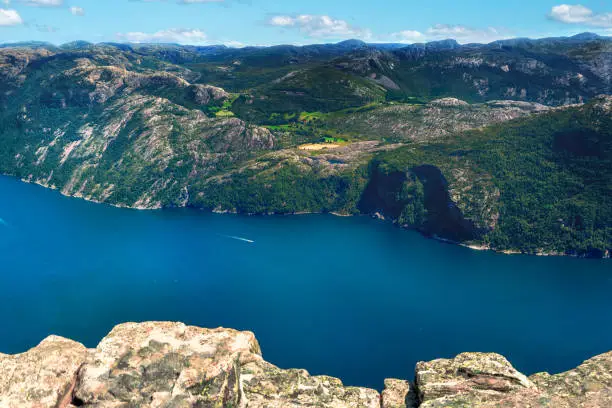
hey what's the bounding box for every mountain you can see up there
[0,35,610,256]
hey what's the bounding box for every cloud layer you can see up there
[267,14,371,39]
[549,4,612,28]
[0,8,22,26]
[70,6,84,16]
[426,24,509,43]
[267,14,510,44]
[116,28,208,44]
[18,0,63,7]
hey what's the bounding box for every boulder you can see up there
[1,323,610,408]
[0,336,88,408]
[527,351,612,408]
[73,321,379,407]
[381,379,417,408]
[415,351,612,407]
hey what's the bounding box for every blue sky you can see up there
[0,1,610,46]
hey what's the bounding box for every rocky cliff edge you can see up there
[0,322,610,407]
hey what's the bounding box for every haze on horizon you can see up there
[0,0,611,47]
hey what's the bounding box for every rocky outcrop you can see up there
[415,351,612,407]
[0,336,87,408]
[429,97,470,107]
[20,322,380,408]
[415,352,536,407]
[381,379,416,408]
[72,322,379,407]
[191,84,230,105]
[323,98,551,143]
[0,322,610,408]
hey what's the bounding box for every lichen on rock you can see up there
[0,322,610,407]
[415,351,612,407]
[72,322,379,407]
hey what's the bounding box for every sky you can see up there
[0,0,610,46]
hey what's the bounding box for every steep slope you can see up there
[0,47,274,209]
[203,97,612,256]
[367,96,612,256]
[0,40,610,256]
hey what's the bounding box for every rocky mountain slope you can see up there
[0,322,610,407]
[0,46,275,208]
[0,42,543,210]
[0,37,610,256]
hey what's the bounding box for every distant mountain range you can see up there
[0,32,610,256]
[2,31,609,50]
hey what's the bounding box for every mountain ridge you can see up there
[0,37,610,257]
[1,32,609,51]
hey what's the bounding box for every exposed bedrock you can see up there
[0,322,610,407]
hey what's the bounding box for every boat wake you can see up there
[0,218,8,227]
[220,234,255,244]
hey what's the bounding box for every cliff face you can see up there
[0,47,275,209]
[358,163,491,243]
[0,322,610,408]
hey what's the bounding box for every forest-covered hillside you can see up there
[0,35,610,256]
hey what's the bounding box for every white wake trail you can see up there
[221,234,255,244]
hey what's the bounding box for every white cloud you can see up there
[267,14,371,39]
[116,28,208,44]
[70,6,84,16]
[18,0,63,6]
[388,24,511,45]
[426,24,510,43]
[548,4,612,28]
[389,30,425,43]
[222,40,245,47]
[267,14,508,44]
[269,15,294,27]
[0,8,22,26]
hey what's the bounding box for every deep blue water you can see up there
[0,175,611,389]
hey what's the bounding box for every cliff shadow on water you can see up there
[358,161,483,243]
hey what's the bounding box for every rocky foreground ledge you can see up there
[0,322,610,408]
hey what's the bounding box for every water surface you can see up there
[0,175,610,389]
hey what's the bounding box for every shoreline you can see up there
[3,173,609,259]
